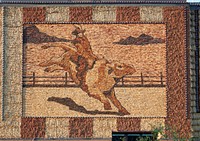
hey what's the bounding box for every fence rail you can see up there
[23,72,166,87]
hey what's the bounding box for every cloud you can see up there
[113,34,165,46]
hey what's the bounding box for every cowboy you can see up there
[68,25,98,84]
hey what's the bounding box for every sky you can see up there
[187,0,200,2]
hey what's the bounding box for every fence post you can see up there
[122,77,124,86]
[33,72,35,86]
[141,72,143,85]
[65,72,68,86]
[160,72,163,85]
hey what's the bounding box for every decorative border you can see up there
[3,7,23,121]
[19,117,166,139]
[24,21,166,24]
[1,0,187,4]
[183,5,190,119]
[1,6,4,121]
[186,6,191,118]
[165,6,191,138]
[22,17,25,118]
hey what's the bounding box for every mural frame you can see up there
[21,21,167,118]
[0,5,191,139]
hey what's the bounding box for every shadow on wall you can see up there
[47,96,123,116]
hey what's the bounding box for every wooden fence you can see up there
[23,72,166,87]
